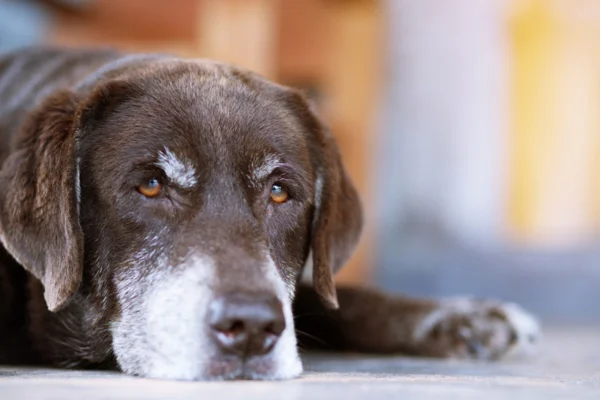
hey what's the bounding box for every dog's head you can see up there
[0,57,362,380]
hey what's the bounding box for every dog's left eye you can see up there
[138,177,163,198]
[270,184,289,204]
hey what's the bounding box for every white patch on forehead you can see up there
[218,75,230,87]
[157,148,197,188]
[252,154,282,183]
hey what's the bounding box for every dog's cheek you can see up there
[109,263,155,377]
[109,267,149,377]
[110,255,218,380]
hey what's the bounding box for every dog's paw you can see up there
[412,297,541,360]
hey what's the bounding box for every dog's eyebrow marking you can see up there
[252,154,283,182]
[157,148,197,188]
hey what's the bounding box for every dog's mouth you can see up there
[129,342,303,381]
[116,331,303,381]
[202,354,300,381]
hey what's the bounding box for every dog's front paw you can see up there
[412,297,540,360]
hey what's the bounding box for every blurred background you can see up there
[1,0,599,323]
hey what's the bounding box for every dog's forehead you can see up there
[109,62,311,172]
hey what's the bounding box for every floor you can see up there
[1,327,598,400]
[378,240,600,322]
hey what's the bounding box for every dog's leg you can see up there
[293,285,540,360]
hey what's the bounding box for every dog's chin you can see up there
[138,354,303,381]
[240,352,304,381]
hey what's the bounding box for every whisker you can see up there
[295,329,326,346]
[293,312,326,320]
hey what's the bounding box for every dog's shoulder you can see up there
[1,49,118,120]
[0,47,122,160]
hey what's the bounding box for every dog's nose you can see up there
[208,293,285,357]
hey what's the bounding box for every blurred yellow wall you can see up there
[509,0,600,246]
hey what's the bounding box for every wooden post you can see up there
[321,0,382,285]
[508,0,600,245]
[197,0,278,78]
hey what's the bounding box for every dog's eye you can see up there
[270,184,289,204]
[138,177,163,198]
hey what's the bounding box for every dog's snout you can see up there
[209,294,285,358]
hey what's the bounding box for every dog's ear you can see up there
[0,80,138,312]
[0,91,83,312]
[288,92,363,309]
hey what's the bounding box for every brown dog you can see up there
[0,47,540,380]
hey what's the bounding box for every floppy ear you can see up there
[291,93,364,309]
[0,91,83,312]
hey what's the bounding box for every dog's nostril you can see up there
[218,320,245,338]
[265,322,276,335]
[209,293,285,358]
[265,319,286,337]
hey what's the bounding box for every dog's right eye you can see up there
[138,177,163,198]
[270,184,289,204]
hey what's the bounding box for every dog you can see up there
[0,47,540,380]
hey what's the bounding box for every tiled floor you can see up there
[1,327,598,399]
